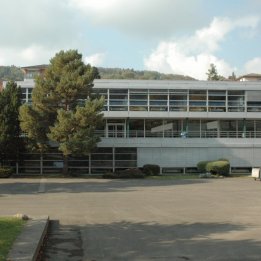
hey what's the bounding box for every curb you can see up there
[7,216,49,261]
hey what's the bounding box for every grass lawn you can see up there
[0,217,26,261]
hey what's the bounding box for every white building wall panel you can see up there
[137,147,258,168]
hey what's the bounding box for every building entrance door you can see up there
[107,124,125,138]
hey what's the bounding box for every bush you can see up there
[0,167,13,178]
[142,164,160,176]
[103,168,145,179]
[197,161,210,173]
[218,158,229,162]
[206,160,230,176]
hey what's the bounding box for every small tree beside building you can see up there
[0,81,23,166]
[20,50,104,175]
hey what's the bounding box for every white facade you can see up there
[93,79,261,172]
[5,77,261,173]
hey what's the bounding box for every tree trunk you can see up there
[63,155,69,176]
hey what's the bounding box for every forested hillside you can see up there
[98,67,195,80]
[0,66,23,81]
[0,65,195,81]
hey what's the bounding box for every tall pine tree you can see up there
[20,50,104,175]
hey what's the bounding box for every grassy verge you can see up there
[0,217,26,261]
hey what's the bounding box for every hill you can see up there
[97,67,195,80]
[0,66,23,81]
[0,66,195,81]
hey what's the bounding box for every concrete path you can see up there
[1,177,261,260]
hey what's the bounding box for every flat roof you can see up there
[93,79,261,91]
[21,65,48,70]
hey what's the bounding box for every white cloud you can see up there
[144,42,233,80]
[0,45,57,66]
[0,0,77,49]
[144,16,259,80]
[84,53,105,66]
[245,58,261,73]
[70,0,206,37]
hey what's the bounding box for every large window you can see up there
[189,90,206,112]
[169,90,188,111]
[129,119,144,137]
[109,89,128,111]
[145,119,164,137]
[208,90,226,112]
[129,89,148,111]
[163,120,183,137]
[187,120,201,137]
[220,120,239,137]
[247,91,261,112]
[227,91,245,112]
[115,148,137,168]
[149,89,168,111]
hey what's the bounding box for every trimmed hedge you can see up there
[206,160,230,176]
[103,168,145,179]
[142,164,160,176]
[197,161,210,173]
[0,167,13,178]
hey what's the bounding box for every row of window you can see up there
[20,87,261,112]
[100,119,261,138]
[16,148,137,174]
[93,89,261,112]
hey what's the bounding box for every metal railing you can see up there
[96,130,261,138]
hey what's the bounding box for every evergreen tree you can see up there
[228,72,237,81]
[48,98,104,173]
[0,81,23,165]
[20,50,104,175]
[206,64,222,81]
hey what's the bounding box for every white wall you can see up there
[137,147,258,167]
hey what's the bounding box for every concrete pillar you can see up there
[16,162,19,175]
[112,147,115,173]
[40,154,43,175]
[89,154,91,174]
[243,119,246,138]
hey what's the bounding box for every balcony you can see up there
[95,130,261,139]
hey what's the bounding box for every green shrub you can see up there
[103,168,145,179]
[197,161,210,173]
[0,167,13,178]
[206,160,230,176]
[102,172,116,179]
[218,158,229,162]
[142,164,160,176]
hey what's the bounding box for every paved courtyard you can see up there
[0,177,261,260]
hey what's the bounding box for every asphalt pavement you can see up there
[1,177,261,260]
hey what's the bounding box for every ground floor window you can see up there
[17,147,137,174]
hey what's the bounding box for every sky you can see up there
[0,0,261,80]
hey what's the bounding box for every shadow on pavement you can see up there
[42,220,261,261]
[0,178,209,195]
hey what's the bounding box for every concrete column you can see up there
[89,154,91,174]
[40,154,43,175]
[112,147,115,173]
[243,119,246,138]
[16,162,19,175]
[126,118,129,138]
